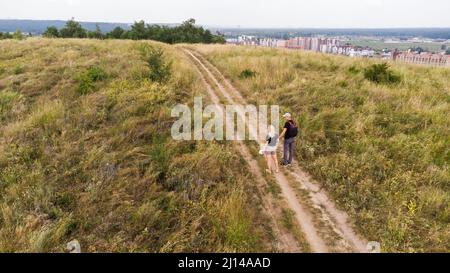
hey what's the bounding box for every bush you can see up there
[364,63,401,84]
[13,64,25,75]
[0,32,13,40]
[86,66,107,81]
[239,69,257,79]
[139,44,172,83]
[60,19,87,38]
[13,30,24,40]
[76,66,107,95]
[45,18,225,44]
[43,26,59,38]
[107,27,125,39]
[348,65,360,74]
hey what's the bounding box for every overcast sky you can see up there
[1,0,450,28]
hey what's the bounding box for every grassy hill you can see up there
[1,38,448,253]
[192,44,450,252]
[0,39,272,252]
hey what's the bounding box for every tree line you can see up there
[42,18,225,44]
[0,30,25,40]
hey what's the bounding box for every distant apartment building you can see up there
[259,38,280,48]
[225,38,239,44]
[394,51,450,67]
[232,36,287,48]
[286,37,339,52]
[226,34,449,66]
[230,35,259,46]
[276,39,287,48]
[285,36,375,57]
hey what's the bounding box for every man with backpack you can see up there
[278,113,298,167]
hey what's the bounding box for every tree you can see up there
[60,19,87,38]
[202,29,213,44]
[441,44,447,51]
[88,24,103,39]
[446,49,450,55]
[139,44,172,83]
[177,18,203,43]
[129,21,148,40]
[43,26,59,38]
[364,63,400,84]
[212,31,226,44]
[13,29,24,40]
[45,18,225,44]
[410,46,426,54]
[0,32,12,39]
[107,26,125,39]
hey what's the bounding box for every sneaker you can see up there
[281,162,291,167]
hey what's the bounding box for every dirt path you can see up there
[187,49,368,253]
[188,56,301,252]
[183,48,368,253]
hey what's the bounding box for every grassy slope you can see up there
[193,44,450,252]
[0,39,272,252]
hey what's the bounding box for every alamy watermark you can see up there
[171,97,280,141]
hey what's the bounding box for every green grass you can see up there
[193,44,450,253]
[0,39,271,253]
[75,66,108,95]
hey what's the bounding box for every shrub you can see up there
[76,66,107,95]
[107,27,125,39]
[13,30,24,40]
[239,69,257,79]
[348,65,360,74]
[13,64,25,75]
[76,73,96,95]
[59,19,87,38]
[0,32,12,40]
[86,66,107,81]
[43,26,59,38]
[139,44,172,83]
[363,63,401,84]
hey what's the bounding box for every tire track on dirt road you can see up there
[185,48,369,253]
[183,48,329,253]
[187,53,301,252]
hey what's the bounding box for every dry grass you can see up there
[192,44,450,252]
[0,39,272,252]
